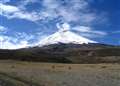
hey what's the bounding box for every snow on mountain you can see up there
[39,23,97,46]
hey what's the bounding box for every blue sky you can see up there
[0,0,120,49]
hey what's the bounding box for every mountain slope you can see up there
[0,43,120,63]
[39,31,97,46]
[39,23,96,46]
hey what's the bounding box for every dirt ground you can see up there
[0,60,119,86]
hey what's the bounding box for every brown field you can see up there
[0,60,119,86]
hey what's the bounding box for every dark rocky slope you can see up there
[0,43,120,63]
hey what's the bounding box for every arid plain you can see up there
[0,60,119,86]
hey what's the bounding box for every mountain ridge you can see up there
[38,23,97,46]
[0,43,120,63]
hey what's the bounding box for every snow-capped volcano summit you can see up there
[39,23,97,46]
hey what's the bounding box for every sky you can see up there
[0,0,120,49]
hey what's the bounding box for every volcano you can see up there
[39,23,97,46]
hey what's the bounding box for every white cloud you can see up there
[41,0,104,24]
[0,0,107,24]
[0,3,41,21]
[0,3,19,13]
[57,23,70,32]
[0,25,7,33]
[0,0,96,23]
[72,26,107,38]
[14,32,35,41]
[0,32,36,49]
[0,28,47,49]
[42,0,87,22]
[73,26,91,32]
[0,35,29,49]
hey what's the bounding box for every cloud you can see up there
[57,23,70,32]
[0,35,29,49]
[20,0,39,5]
[0,3,41,21]
[18,0,40,10]
[0,0,10,3]
[0,31,48,49]
[0,3,19,13]
[0,0,96,23]
[72,26,107,38]
[0,32,37,49]
[22,0,39,4]
[0,0,107,24]
[14,32,35,41]
[41,0,106,25]
[42,0,88,22]
[0,25,8,33]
